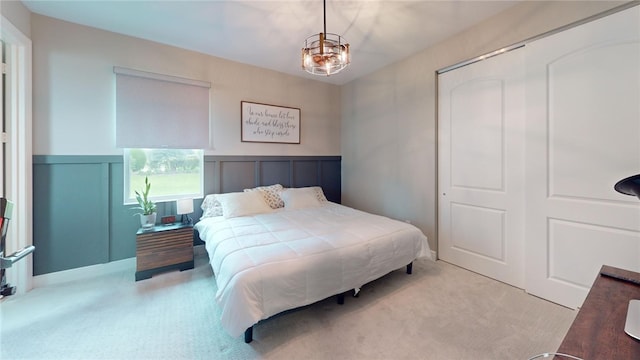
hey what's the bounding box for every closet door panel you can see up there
[525,5,640,308]
[549,41,640,201]
[438,47,526,288]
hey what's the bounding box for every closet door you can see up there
[438,48,525,288]
[525,6,640,308]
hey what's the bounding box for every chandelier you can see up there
[301,0,350,76]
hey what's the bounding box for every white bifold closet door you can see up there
[438,47,526,289]
[525,6,640,308]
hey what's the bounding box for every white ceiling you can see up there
[21,0,520,85]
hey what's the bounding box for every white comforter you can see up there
[194,202,431,338]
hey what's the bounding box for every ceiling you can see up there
[21,0,521,85]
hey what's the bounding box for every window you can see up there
[124,148,203,204]
[114,67,210,205]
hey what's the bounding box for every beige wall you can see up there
[341,1,628,252]
[30,14,341,156]
[1,0,31,37]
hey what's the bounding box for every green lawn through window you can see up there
[130,173,201,199]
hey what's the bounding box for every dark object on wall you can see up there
[614,174,640,200]
[0,198,35,297]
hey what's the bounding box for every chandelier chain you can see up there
[323,0,327,36]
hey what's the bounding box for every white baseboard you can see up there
[33,257,136,288]
[32,246,207,288]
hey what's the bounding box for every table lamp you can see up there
[613,174,640,340]
[176,198,194,225]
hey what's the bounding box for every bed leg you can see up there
[244,326,253,343]
[337,292,345,305]
[406,262,413,275]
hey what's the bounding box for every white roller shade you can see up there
[114,66,211,149]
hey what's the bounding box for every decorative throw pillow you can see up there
[309,186,328,202]
[216,191,273,218]
[244,184,284,209]
[280,187,323,210]
[200,194,223,218]
[280,186,329,203]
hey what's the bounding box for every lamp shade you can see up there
[614,174,640,200]
[176,198,194,215]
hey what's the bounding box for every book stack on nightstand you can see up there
[135,223,194,281]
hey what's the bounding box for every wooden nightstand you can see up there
[135,223,194,281]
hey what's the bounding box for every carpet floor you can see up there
[1,252,576,359]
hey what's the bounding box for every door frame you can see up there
[1,15,34,294]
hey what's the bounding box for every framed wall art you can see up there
[241,101,300,144]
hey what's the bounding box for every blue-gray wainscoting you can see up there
[33,155,341,275]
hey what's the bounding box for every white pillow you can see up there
[216,191,273,218]
[280,187,322,210]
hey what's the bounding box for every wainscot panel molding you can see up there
[32,155,341,275]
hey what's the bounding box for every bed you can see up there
[194,185,431,342]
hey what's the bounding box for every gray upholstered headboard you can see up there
[193,155,341,244]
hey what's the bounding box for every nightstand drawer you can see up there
[137,243,192,271]
[135,224,194,281]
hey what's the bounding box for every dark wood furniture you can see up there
[135,223,194,281]
[556,265,640,358]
